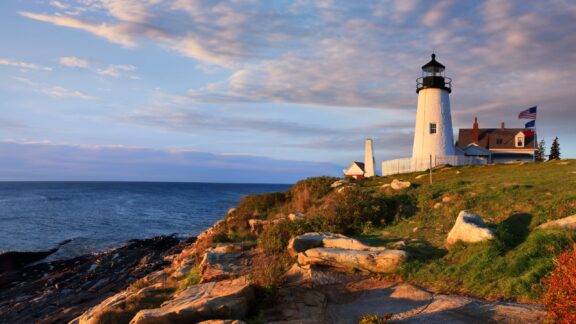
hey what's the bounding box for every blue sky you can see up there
[1,0,575,183]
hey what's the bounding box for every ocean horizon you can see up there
[0,181,291,260]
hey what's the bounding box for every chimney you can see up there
[364,138,375,178]
[501,122,505,129]
[472,117,479,143]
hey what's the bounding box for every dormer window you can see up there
[429,123,437,134]
[515,132,525,148]
[496,138,503,145]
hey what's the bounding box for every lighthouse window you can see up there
[429,123,437,134]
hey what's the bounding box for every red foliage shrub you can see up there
[542,243,576,323]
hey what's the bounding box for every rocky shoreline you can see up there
[3,175,566,323]
[0,235,192,323]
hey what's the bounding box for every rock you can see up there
[446,210,495,245]
[391,179,411,190]
[226,208,237,217]
[287,233,386,257]
[199,249,253,283]
[197,320,246,324]
[336,186,354,194]
[288,212,305,221]
[265,287,327,323]
[284,264,363,286]
[537,215,576,230]
[442,196,452,203]
[172,265,192,278]
[130,278,254,324]
[75,289,138,324]
[325,278,545,323]
[331,179,349,188]
[415,174,427,179]
[389,241,406,249]
[381,184,391,189]
[212,242,255,253]
[297,248,408,273]
[248,219,268,234]
[412,227,419,233]
[433,202,442,209]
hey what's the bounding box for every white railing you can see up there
[381,155,487,176]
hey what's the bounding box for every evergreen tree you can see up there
[535,139,546,162]
[549,137,561,160]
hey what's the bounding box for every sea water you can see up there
[0,182,290,259]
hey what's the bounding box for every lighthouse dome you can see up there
[421,53,445,73]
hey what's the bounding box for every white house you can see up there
[456,119,537,163]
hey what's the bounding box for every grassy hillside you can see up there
[222,160,576,303]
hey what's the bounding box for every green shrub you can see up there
[312,190,414,235]
[287,176,338,211]
[129,278,149,292]
[257,218,324,255]
[249,252,292,289]
[358,313,392,324]
[179,267,201,291]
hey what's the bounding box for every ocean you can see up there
[0,182,291,260]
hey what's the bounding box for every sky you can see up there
[1,0,575,183]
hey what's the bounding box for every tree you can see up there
[549,137,561,160]
[535,139,546,162]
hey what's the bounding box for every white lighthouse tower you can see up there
[411,54,455,159]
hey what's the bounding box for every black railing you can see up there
[416,76,452,93]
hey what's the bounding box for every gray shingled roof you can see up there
[456,128,536,150]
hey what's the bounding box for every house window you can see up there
[496,138,503,144]
[516,137,524,147]
[429,123,437,134]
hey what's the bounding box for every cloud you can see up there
[0,58,52,71]
[119,104,339,137]
[14,1,576,159]
[19,11,139,47]
[0,141,340,183]
[59,56,90,68]
[14,77,96,100]
[41,86,96,100]
[96,64,136,78]
[58,56,139,78]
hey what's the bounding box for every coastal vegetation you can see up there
[48,160,574,323]
[224,160,576,303]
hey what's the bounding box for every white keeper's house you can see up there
[381,54,537,176]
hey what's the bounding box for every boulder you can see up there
[197,320,246,324]
[76,286,164,324]
[287,233,386,257]
[297,248,408,273]
[284,263,362,286]
[446,210,495,245]
[247,219,282,234]
[537,215,576,230]
[331,179,349,188]
[130,278,254,324]
[288,212,305,221]
[391,179,411,190]
[199,249,253,283]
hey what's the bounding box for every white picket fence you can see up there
[381,155,487,176]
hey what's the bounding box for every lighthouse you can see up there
[411,54,455,159]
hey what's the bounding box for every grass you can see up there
[97,287,176,323]
[178,266,201,291]
[223,160,576,302]
[361,160,576,301]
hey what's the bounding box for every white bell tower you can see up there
[411,54,455,159]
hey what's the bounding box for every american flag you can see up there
[518,106,537,120]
